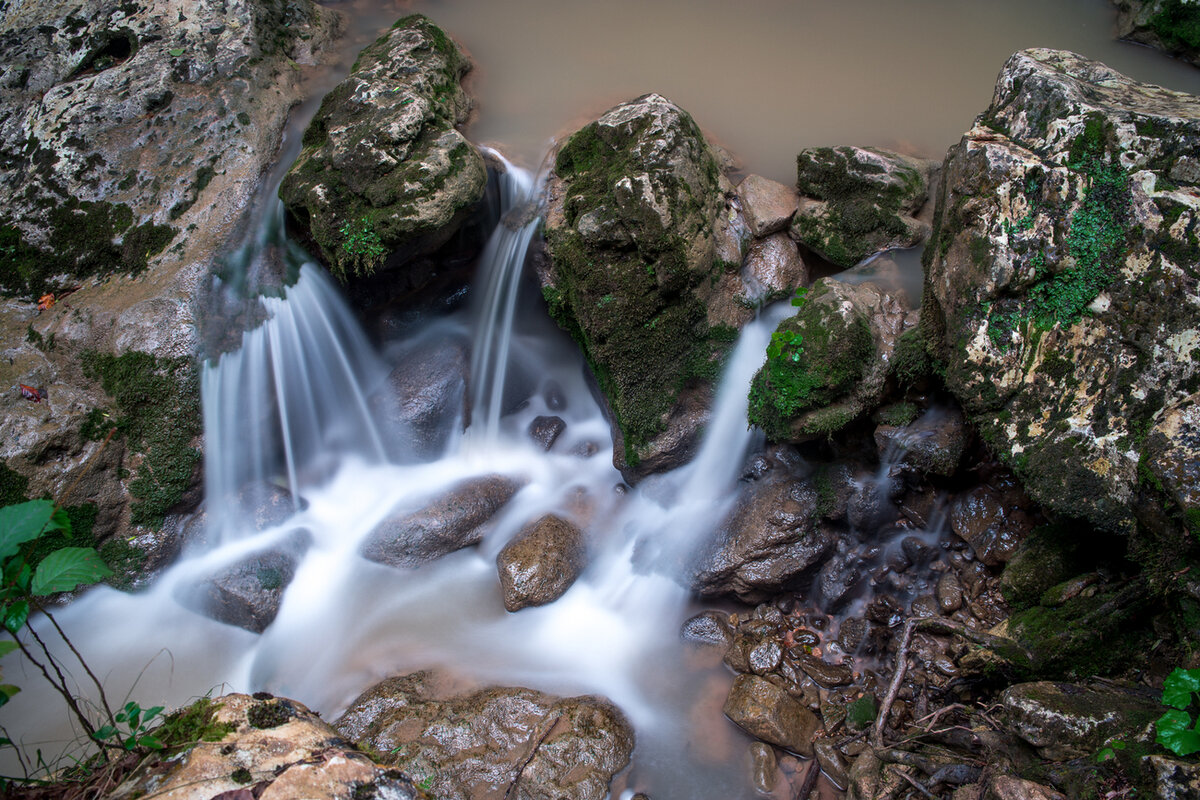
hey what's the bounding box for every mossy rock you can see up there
[279,14,487,281]
[1115,0,1200,67]
[789,146,930,268]
[541,93,727,473]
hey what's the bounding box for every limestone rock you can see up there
[280,15,487,282]
[748,278,915,441]
[496,514,587,611]
[722,674,819,756]
[737,174,799,237]
[1000,680,1160,761]
[361,475,523,568]
[789,146,933,268]
[988,775,1066,800]
[689,466,835,602]
[374,337,468,460]
[1147,754,1200,800]
[111,694,421,800]
[335,671,634,800]
[1113,0,1200,68]
[541,93,727,479]
[922,49,1200,535]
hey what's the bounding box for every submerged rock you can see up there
[747,278,916,441]
[789,146,933,268]
[280,14,487,283]
[496,514,587,611]
[361,475,523,568]
[922,48,1200,536]
[335,671,634,800]
[374,337,469,460]
[541,93,729,479]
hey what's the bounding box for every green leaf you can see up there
[1157,709,1200,756]
[138,734,163,750]
[0,501,62,561]
[31,548,112,596]
[0,640,17,658]
[94,725,117,741]
[168,48,184,57]
[1162,667,1200,710]
[3,601,28,634]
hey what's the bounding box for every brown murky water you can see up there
[368,0,1200,183]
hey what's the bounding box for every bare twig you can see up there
[11,632,106,759]
[0,723,31,777]
[795,757,820,800]
[888,765,936,799]
[36,603,118,733]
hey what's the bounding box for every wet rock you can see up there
[376,338,468,460]
[689,470,835,602]
[874,406,968,478]
[936,572,964,613]
[335,671,634,800]
[847,470,902,532]
[526,415,567,451]
[541,93,729,478]
[496,514,587,611]
[612,382,712,483]
[813,463,856,522]
[923,48,1200,535]
[837,618,868,652]
[681,611,733,647]
[737,174,799,238]
[114,693,419,800]
[865,595,905,628]
[281,15,487,283]
[910,595,941,618]
[789,146,933,268]
[361,475,523,568]
[814,740,850,790]
[748,278,916,441]
[714,191,751,267]
[797,655,854,688]
[901,535,937,565]
[816,540,867,610]
[1000,680,1160,761]
[749,639,784,674]
[723,674,820,756]
[748,741,778,793]
[988,775,1066,800]
[949,487,1029,566]
[176,537,307,634]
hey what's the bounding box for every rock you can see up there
[541,93,729,478]
[681,610,734,647]
[814,739,850,790]
[113,693,421,800]
[706,232,809,330]
[922,49,1200,536]
[737,174,799,238]
[1113,0,1200,68]
[689,469,835,602]
[496,514,587,611]
[280,15,487,283]
[936,572,965,613]
[1000,680,1160,761]
[722,674,820,756]
[789,146,933,268]
[176,535,308,633]
[1144,392,1200,525]
[987,775,1066,800]
[1147,754,1200,800]
[873,406,968,478]
[949,487,1030,566]
[0,0,338,573]
[375,337,468,460]
[335,671,634,800]
[999,525,1085,609]
[527,415,567,451]
[748,278,915,441]
[837,617,868,652]
[748,741,778,793]
[361,475,523,568]
[796,655,854,687]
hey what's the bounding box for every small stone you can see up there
[814,739,850,790]
[936,572,964,613]
[527,415,566,451]
[797,655,854,687]
[837,618,867,652]
[749,639,784,674]
[681,611,733,647]
[723,674,820,755]
[748,742,778,793]
[910,595,941,618]
[496,514,587,611]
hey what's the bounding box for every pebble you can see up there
[749,742,778,793]
[798,655,854,687]
[936,572,964,613]
[814,740,850,789]
[750,639,784,674]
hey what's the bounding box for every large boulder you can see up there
[747,278,915,441]
[540,93,729,478]
[360,475,523,568]
[280,14,487,283]
[789,146,934,268]
[373,337,469,460]
[496,514,587,611]
[1000,680,1160,761]
[335,671,634,800]
[1113,0,1200,68]
[0,0,338,576]
[921,49,1200,536]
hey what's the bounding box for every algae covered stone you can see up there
[541,93,727,475]
[789,145,932,268]
[280,14,487,281]
[922,48,1200,536]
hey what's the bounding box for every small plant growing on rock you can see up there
[765,287,809,362]
[338,216,387,278]
[1156,667,1200,756]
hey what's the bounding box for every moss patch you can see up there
[81,351,201,529]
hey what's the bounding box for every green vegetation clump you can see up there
[247,699,293,729]
[1148,0,1200,51]
[892,326,931,387]
[80,351,201,529]
[747,284,872,441]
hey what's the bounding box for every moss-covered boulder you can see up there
[280,15,487,283]
[922,49,1200,541]
[541,93,730,476]
[747,278,915,441]
[1114,0,1200,68]
[789,146,934,268]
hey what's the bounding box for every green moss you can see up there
[98,537,148,591]
[81,351,201,529]
[231,768,252,785]
[876,401,918,427]
[1148,0,1200,51]
[892,326,931,387]
[154,697,235,754]
[247,700,293,729]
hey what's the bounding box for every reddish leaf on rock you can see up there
[17,384,44,403]
[37,294,54,311]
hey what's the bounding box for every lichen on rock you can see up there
[279,14,487,282]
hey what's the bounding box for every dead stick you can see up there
[888,765,936,799]
[795,757,820,800]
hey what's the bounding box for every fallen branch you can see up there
[888,765,936,799]
[795,756,820,800]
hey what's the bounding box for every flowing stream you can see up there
[7,2,1200,797]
